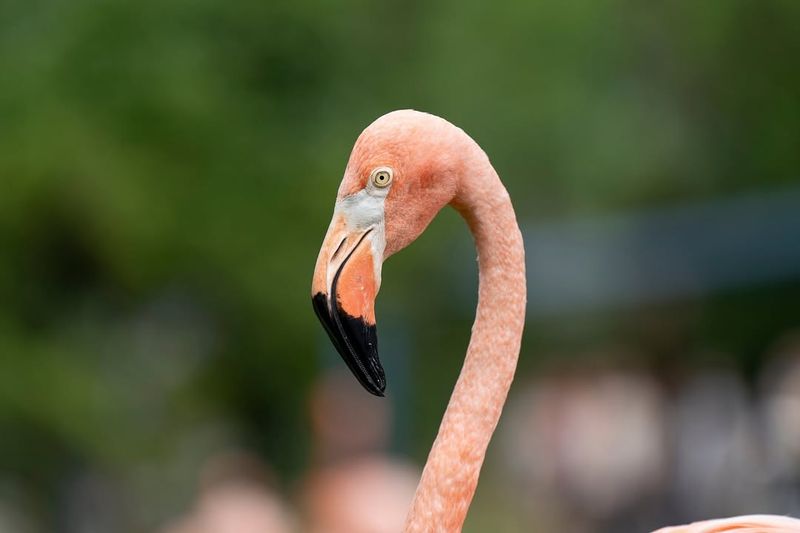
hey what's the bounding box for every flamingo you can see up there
[310,109,800,532]
[652,515,800,533]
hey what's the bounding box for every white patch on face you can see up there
[337,189,385,230]
[334,179,391,289]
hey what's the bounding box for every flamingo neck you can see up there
[404,160,526,532]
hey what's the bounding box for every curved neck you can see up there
[404,160,527,532]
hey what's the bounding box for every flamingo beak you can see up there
[312,215,385,396]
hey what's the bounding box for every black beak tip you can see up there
[312,292,387,397]
[366,383,386,397]
[363,371,386,397]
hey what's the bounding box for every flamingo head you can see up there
[311,110,474,396]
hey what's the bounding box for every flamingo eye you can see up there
[370,167,393,188]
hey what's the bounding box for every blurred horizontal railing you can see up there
[521,186,800,317]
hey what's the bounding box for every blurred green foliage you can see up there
[1,0,799,529]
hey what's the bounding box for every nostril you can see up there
[331,237,347,261]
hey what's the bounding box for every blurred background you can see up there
[1,0,799,531]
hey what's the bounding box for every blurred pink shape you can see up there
[160,452,296,533]
[502,367,667,518]
[302,456,418,533]
[301,370,418,532]
[761,334,800,478]
[308,370,391,461]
